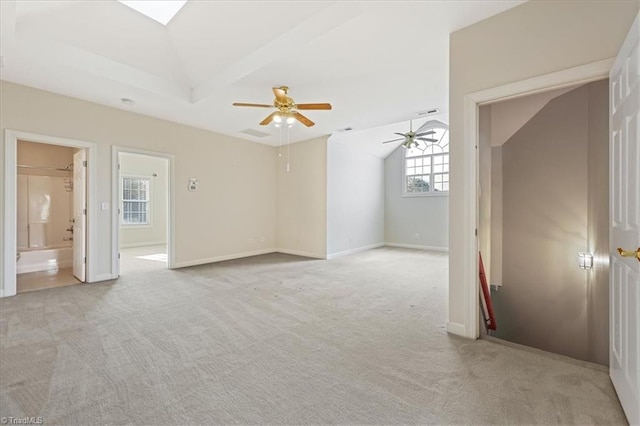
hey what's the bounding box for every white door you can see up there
[73,150,87,282]
[610,12,640,425]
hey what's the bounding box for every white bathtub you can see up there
[17,246,73,274]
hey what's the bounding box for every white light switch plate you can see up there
[188,178,198,191]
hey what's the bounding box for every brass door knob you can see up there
[617,247,640,261]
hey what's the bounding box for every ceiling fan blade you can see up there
[259,112,278,126]
[417,138,438,143]
[233,102,273,108]
[296,103,332,110]
[394,132,408,137]
[381,138,406,144]
[292,112,315,127]
[273,87,288,102]
[415,130,436,136]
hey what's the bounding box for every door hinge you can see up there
[118,208,121,214]
[118,253,121,259]
[83,208,87,215]
[83,257,86,264]
[118,163,121,170]
[83,160,87,167]
[475,229,478,236]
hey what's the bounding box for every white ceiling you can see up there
[0,1,524,147]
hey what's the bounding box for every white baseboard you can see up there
[446,321,467,337]
[326,243,385,260]
[275,248,326,259]
[0,289,5,298]
[120,240,167,249]
[92,273,119,282]
[385,243,449,252]
[173,248,277,268]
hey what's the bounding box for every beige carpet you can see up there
[0,248,627,425]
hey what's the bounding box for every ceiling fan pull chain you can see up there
[286,126,291,173]
[278,125,283,157]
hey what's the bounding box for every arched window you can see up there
[403,120,449,195]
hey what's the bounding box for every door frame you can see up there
[457,58,614,338]
[2,130,98,297]
[111,146,175,275]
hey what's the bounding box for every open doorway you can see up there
[477,79,610,365]
[115,150,171,275]
[10,137,93,294]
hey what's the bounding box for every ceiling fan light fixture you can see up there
[273,114,283,124]
[286,116,295,125]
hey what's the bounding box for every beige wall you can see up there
[276,136,327,258]
[17,140,75,177]
[119,152,168,248]
[448,0,639,333]
[1,81,277,285]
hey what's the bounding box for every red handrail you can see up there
[479,252,497,331]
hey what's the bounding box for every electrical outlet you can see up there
[188,178,198,191]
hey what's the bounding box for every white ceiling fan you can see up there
[380,120,438,149]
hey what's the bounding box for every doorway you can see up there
[2,130,98,297]
[112,148,173,276]
[477,79,610,365]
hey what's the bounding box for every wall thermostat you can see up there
[188,178,198,191]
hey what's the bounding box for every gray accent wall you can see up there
[384,147,448,249]
[586,80,610,366]
[490,81,609,365]
[327,142,384,256]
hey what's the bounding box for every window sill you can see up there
[402,192,449,198]
[120,223,152,229]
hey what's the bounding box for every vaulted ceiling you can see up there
[0,1,523,146]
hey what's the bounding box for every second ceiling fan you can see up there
[233,86,332,127]
[381,120,437,149]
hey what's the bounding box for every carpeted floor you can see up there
[0,248,627,425]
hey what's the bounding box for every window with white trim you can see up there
[122,176,150,225]
[404,122,449,195]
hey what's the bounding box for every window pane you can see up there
[407,159,415,167]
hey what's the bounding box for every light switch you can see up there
[188,178,198,191]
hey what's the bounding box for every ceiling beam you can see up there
[15,35,192,101]
[190,2,363,103]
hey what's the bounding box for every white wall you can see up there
[1,81,277,288]
[384,146,448,249]
[119,152,168,248]
[448,0,639,336]
[327,141,384,257]
[276,136,327,259]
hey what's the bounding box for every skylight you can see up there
[118,1,187,25]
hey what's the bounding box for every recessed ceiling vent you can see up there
[240,128,270,138]
[416,108,439,116]
[339,127,353,132]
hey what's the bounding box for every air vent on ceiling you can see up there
[240,128,270,138]
[339,127,353,132]
[416,108,439,116]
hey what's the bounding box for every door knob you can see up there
[617,247,640,261]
